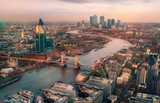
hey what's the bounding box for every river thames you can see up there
[0,31,132,100]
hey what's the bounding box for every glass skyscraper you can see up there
[35,18,46,52]
[116,20,121,29]
[90,16,93,26]
[111,19,115,25]
[147,52,159,94]
[107,19,111,28]
[100,16,104,26]
[93,14,98,26]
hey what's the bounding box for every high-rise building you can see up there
[147,52,159,94]
[111,19,115,25]
[90,15,98,27]
[137,67,147,85]
[82,20,85,28]
[93,14,98,26]
[90,16,93,26]
[77,22,80,27]
[152,75,160,94]
[116,20,121,29]
[82,20,84,24]
[35,18,46,52]
[107,19,111,28]
[104,21,107,28]
[100,16,104,26]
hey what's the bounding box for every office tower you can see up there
[147,52,159,94]
[104,21,107,28]
[90,16,93,26]
[117,20,121,26]
[35,18,46,52]
[100,16,104,26]
[111,19,115,25]
[77,22,80,27]
[152,75,160,95]
[51,82,76,102]
[107,19,111,28]
[82,20,85,28]
[137,67,147,84]
[116,20,121,29]
[82,20,84,24]
[93,14,98,26]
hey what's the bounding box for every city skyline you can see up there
[1,0,160,23]
[0,3,160,101]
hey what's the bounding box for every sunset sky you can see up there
[0,0,160,23]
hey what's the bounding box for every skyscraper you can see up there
[77,22,80,27]
[137,67,147,85]
[35,18,46,52]
[90,16,93,26]
[107,19,111,28]
[100,16,104,26]
[111,19,115,25]
[93,14,98,26]
[103,21,107,28]
[82,20,84,24]
[116,20,121,29]
[117,20,121,25]
[147,52,159,94]
[152,75,160,94]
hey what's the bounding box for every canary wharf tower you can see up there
[35,18,46,52]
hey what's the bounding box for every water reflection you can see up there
[74,69,80,77]
[61,67,67,77]
[0,35,132,100]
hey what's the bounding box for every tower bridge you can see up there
[0,54,93,69]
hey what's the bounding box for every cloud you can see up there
[143,0,152,3]
[60,0,88,3]
[59,0,153,4]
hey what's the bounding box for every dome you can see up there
[75,72,89,83]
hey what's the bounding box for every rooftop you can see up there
[107,95,117,100]
[86,76,113,86]
[75,88,103,102]
[136,92,160,102]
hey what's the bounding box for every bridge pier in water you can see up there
[73,55,80,69]
[60,53,67,67]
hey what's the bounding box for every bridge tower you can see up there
[46,52,51,63]
[92,63,96,71]
[7,58,18,67]
[60,52,67,67]
[73,55,80,69]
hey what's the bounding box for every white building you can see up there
[117,72,131,84]
[1,68,14,77]
[1,68,13,74]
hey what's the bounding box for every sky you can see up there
[0,0,160,23]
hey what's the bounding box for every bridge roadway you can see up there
[0,55,92,68]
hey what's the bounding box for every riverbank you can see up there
[0,63,46,87]
[56,31,110,57]
[0,31,132,101]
